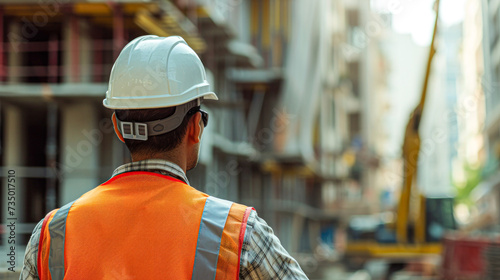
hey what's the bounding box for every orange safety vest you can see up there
[36,171,253,280]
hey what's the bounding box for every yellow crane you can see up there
[345,0,456,268]
[396,0,440,245]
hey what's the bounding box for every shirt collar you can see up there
[111,159,190,185]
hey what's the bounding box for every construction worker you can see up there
[19,35,308,279]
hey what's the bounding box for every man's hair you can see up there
[115,106,199,155]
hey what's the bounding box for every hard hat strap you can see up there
[115,98,201,141]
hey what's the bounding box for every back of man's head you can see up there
[115,106,197,156]
[102,35,217,158]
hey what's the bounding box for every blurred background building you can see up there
[8,0,499,278]
[460,0,500,231]
[0,0,391,276]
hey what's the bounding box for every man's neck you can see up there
[131,151,187,173]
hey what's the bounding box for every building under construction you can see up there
[0,0,387,275]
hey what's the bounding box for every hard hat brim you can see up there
[103,92,218,110]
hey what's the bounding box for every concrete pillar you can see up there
[59,102,99,205]
[97,113,125,179]
[79,19,92,83]
[2,105,27,244]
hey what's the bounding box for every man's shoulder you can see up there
[207,196,252,210]
[202,195,254,223]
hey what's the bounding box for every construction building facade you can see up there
[0,0,387,274]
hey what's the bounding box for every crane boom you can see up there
[395,0,441,243]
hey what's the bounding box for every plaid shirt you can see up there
[19,159,308,280]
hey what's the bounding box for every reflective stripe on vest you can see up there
[44,196,236,279]
[47,200,76,279]
[192,196,233,280]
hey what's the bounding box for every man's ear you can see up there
[112,113,125,143]
[187,112,202,144]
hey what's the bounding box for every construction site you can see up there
[0,0,499,279]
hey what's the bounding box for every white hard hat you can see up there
[103,35,217,109]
